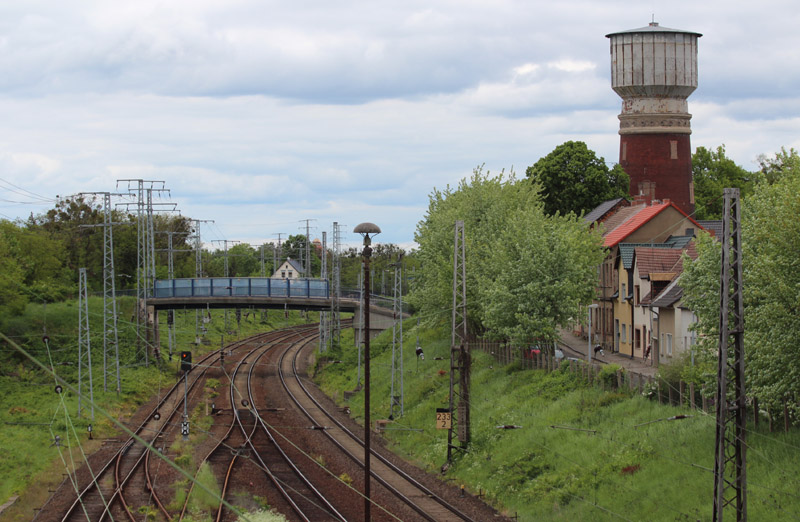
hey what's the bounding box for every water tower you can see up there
[606,22,702,214]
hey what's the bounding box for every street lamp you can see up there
[588,303,599,364]
[354,222,380,522]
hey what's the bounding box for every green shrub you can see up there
[598,364,623,389]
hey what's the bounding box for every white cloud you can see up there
[1,0,799,244]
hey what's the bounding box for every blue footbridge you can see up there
[148,277,400,333]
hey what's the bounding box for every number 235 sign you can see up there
[435,408,451,430]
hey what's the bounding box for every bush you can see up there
[598,364,623,389]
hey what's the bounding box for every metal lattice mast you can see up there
[100,194,120,394]
[79,192,122,394]
[391,258,404,417]
[116,179,169,366]
[274,233,285,269]
[155,230,191,360]
[319,231,328,353]
[331,222,342,349]
[713,188,747,522]
[212,240,241,278]
[260,243,266,277]
[300,219,315,277]
[77,268,94,420]
[447,220,469,464]
[190,219,212,343]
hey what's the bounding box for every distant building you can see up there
[272,258,305,280]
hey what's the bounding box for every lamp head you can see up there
[354,222,381,246]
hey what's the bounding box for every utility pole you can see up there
[446,220,469,467]
[260,243,274,277]
[79,192,124,395]
[77,268,94,421]
[156,229,192,361]
[330,222,343,350]
[713,188,747,522]
[319,231,328,353]
[116,179,173,365]
[390,255,404,418]
[189,219,213,344]
[212,239,241,278]
[212,239,243,333]
[274,233,285,269]
[299,219,316,277]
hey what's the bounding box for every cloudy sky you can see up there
[1,1,798,249]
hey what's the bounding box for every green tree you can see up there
[410,166,604,342]
[525,141,629,216]
[741,165,800,409]
[692,145,755,220]
[757,146,800,185]
[681,153,800,413]
[27,195,104,286]
[0,222,28,319]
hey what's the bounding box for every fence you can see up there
[470,339,793,433]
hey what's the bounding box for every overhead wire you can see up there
[2,332,254,522]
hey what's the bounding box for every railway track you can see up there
[41,322,504,521]
[276,334,478,521]
[45,332,267,521]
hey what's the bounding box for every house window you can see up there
[634,285,640,305]
[621,324,627,343]
[635,327,641,351]
[666,333,673,356]
[288,270,293,279]
[622,283,626,299]
[281,271,286,278]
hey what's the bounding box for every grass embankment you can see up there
[0,297,314,519]
[315,319,800,520]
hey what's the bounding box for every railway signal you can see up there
[180,351,192,372]
[181,419,189,441]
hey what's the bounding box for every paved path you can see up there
[558,329,657,378]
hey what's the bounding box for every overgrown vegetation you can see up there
[0,296,311,514]
[681,147,800,418]
[317,320,800,520]
[409,166,604,343]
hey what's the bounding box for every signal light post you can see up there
[180,350,192,440]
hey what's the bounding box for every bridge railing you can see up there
[153,278,329,299]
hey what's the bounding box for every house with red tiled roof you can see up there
[587,196,704,361]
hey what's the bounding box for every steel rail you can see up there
[175,329,303,521]
[101,354,218,522]
[241,327,347,522]
[57,345,225,522]
[283,334,478,522]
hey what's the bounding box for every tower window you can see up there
[670,140,678,160]
[622,142,627,161]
